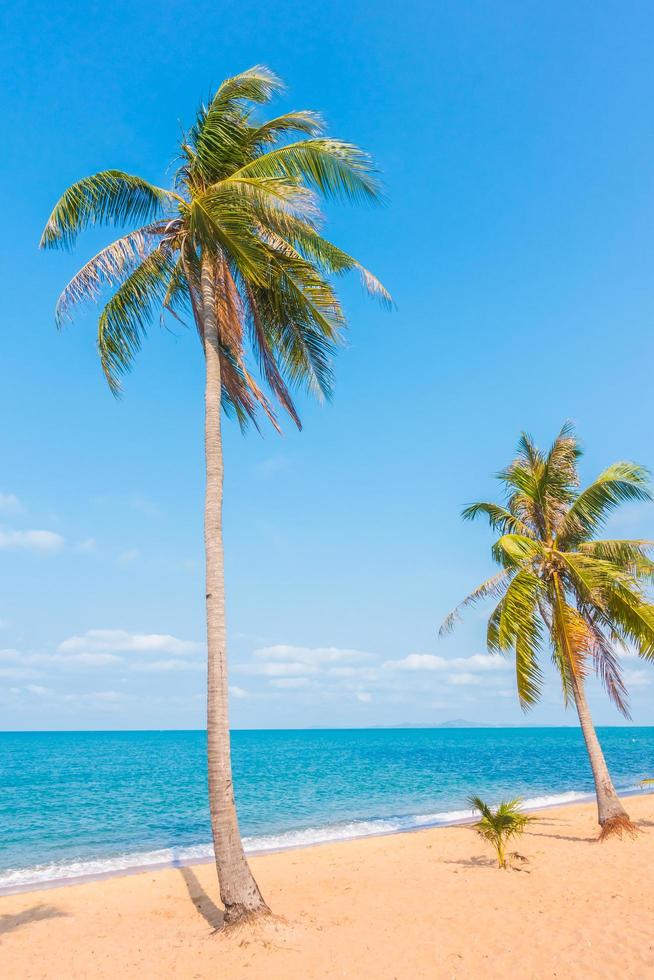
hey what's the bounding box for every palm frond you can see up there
[97,247,176,393]
[55,223,168,324]
[557,462,652,546]
[440,570,510,636]
[232,139,382,203]
[497,570,545,708]
[581,609,630,717]
[246,110,325,150]
[40,172,176,250]
[578,540,654,581]
[190,67,284,184]
[491,533,544,569]
[461,502,531,536]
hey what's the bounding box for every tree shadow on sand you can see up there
[523,818,596,844]
[441,855,497,869]
[178,866,224,931]
[526,829,597,844]
[0,904,66,936]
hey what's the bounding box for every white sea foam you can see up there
[0,784,646,894]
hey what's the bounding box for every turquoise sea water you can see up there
[1,727,653,891]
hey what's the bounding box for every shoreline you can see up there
[2,784,649,898]
[2,793,653,979]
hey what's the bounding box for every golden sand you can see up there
[1,794,653,979]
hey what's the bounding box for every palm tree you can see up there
[40,66,390,923]
[442,425,654,839]
[468,796,533,868]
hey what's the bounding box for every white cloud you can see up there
[59,629,203,656]
[26,684,50,695]
[383,653,447,671]
[64,652,122,667]
[0,666,42,679]
[129,658,204,673]
[0,648,21,661]
[90,690,129,703]
[75,538,97,553]
[355,692,372,703]
[229,685,249,699]
[0,648,122,669]
[623,669,651,688]
[0,493,22,515]
[326,665,379,678]
[447,672,482,686]
[255,645,372,665]
[239,661,319,677]
[383,653,508,673]
[118,548,140,564]
[270,677,312,689]
[0,528,64,552]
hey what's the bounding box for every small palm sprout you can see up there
[468,796,534,869]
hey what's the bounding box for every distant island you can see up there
[391,719,488,729]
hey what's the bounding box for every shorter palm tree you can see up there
[468,796,533,869]
[443,425,654,839]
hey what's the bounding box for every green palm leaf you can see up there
[40,171,176,249]
[97,248,176,393]
[232,139,382,203]
[558,463,652,546]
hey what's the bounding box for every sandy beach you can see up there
[1,794,653,979]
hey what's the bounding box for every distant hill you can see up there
[392,718,489,729]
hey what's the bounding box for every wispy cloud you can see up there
[129,658,204,673]
[128,494,162,519]
[118,548,140,564]
[0,528,64,552]
[59,629,203,656]
[254,455,288,479]
[270,677,313,689]
[0,666,42,679]
[623,669,651,688]
[75,537,97,553]
[0,648,122,670]
[238,661,320,677]
[255,644,373,665]
[382,653,508,673]
[447,672,483,686]
[0,493,22,515]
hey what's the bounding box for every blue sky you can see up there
[2,0,654,729]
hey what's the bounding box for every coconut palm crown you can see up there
[40,65,390,414]
[442,425,654,837]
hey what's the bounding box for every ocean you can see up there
[1,727,652,892]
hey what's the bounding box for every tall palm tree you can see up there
[40,66,390,923]
[441,425,654,839]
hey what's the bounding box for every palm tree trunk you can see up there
[551,573,635,839]
[568,672,635,839]
[201,254,269,924]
